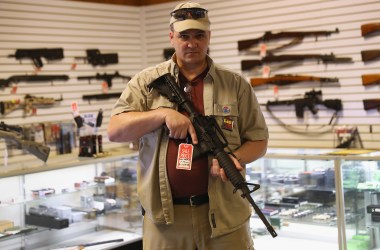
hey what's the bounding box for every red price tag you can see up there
[176,143,193,170]
[262,65,271,78]
[260,43,267,57]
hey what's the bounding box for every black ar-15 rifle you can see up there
[266,89,342,119]
[148,73,277,238]
[238,28,339,52]
[242,53,352,71]
[77,71,130,88]
[75,49,118,66]
[250,74,339,88]
[0,74,69,88]
[8,48,64,68]
[0,121,50,162]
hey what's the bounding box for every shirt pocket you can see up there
[213,103,241,148]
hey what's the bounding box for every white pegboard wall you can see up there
[1,0,380,165]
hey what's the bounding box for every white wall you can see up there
[1,0,379,166]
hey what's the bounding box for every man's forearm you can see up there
[107,109,166,142]
[233,139,268,165]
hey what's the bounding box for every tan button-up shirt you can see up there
[111,55,268,237]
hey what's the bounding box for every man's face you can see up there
[169,29,210,67]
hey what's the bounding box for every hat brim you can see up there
[172,19,210,32]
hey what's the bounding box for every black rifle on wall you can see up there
[250,74,339,88]
[77,71,130,88]
[148,73,278,238]
[361,50,380,62]
[265,89,342,118]
[363,99,380,111]
[241,53,352,70]
[82,92,122,101]
[0,121,50,162]
[362,74,380,86]
[75,49,118,66]
[361,23,380,37]
[238,28,339,52]
[8,48,64,68]
[0,74,69,88]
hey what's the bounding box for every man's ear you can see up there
[169,31,174,46]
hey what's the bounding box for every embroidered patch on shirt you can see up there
[221,116,234,131]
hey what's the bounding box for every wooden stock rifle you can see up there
[362,74,380,86]
[241,53,352,70]
[238,28,339,52]
[361,22,380,37]
[363,99,380,111]
[250,74,339,87]
[361,50,380,62]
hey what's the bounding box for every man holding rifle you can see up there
[108,2,268,249]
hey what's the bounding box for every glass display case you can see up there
[246,148,380,250]
[0,148,142,250]
[340,154,380,250]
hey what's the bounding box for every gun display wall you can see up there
[1,47,131,164]
[238,20,380,147]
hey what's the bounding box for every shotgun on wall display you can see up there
[361,50,380,62]
[363,99,380,111]
[0,74,69,88]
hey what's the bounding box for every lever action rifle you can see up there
[8,48,64,68]
[77,71,130,88]
[0,74,69,88]
[75,49,118,66]
[250,74,339,87]
[241,53,352,70]
[148,73,278,238]
[363,99,380,111]
[361,22,380,37]
[361,50,380,62]
[362,74,380,86]
[0,121,50,162]
[266,89,342,119]
[238,28,339,52]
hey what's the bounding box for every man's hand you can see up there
[163,109,198,144]
[210,155,243,182]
